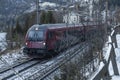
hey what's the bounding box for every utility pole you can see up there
[105,0,108,36]
[36,0,40,24]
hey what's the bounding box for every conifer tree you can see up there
[40,11,56,24]
[47,11,55,23]
[41,11,46,24]
[15,20,22,34]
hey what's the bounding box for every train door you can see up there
[47,30,56,50]
[54,30,64,52]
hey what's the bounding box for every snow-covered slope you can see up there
[111,34,120,80]
[102,34,120,80]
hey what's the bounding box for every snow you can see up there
[112,76,120,80]
[96,34,120,80]
[25,2,58,13]
[0,49,29,70]
[0,32,29,68]
[25,5,36,13]
[90,62,105,80]
[89,32,120,80]
[105,45,112,59]
[40,2,57,8]
[99,34,120,80]
[1,50,27,65]
[0,32,7,51]
[110,34,120,80]
[116,35,120,48]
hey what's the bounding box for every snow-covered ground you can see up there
[97,34,120,80]
[0,50,28,67]
[112,76,120,80]
[90,34,120,80]
[0,32,7,51]
[110,34,120,80]
[0,32,28,70]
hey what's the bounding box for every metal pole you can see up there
[66,6,69,48]
[105,0,108,36]
[36,0,40,24]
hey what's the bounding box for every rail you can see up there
[39,43,89,80]
[25,43,95,80]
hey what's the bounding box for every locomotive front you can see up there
[23,25,47,57]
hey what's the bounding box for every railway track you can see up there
[0,58,49,80]
[8,59,54,80]
[25,43,90,80]
[0,43,90,80]
[0,58,33,74]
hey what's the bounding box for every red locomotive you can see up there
[23,23,99,57]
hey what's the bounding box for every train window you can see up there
[28,31,34,39]
[48,31,54,39]
[27,30,44,41]
[36,31,44,40]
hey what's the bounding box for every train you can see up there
[23,23,103,58]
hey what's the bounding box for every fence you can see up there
[89,24,120,80]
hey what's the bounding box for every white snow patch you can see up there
[40,2,57,8]
[104,44,112,61]
[112,76,120,80]
[1,52,24,65]
[116,35,120,48]
[25,5,36,13]
[0,32,7,51]
[0,50,28,69]
[89,62,105,80]
[25,2,58,13]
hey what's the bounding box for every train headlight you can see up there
[25,42,28,45]
[43,42,46,45]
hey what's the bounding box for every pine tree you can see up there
[47,11,55,23]
[15,20,22,34]
[24,17,29,33]
[40,11,56,24]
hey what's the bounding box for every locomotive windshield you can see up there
[27,30,44,41]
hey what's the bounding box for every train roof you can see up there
[28,22,100,31]
[29,23,82,31]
